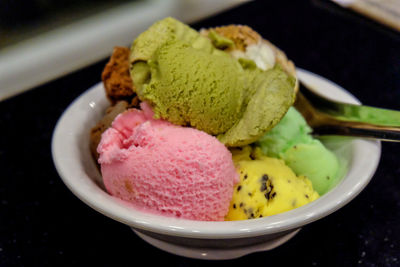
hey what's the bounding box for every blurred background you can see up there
[1,0,399,101]
[0,0,247,100]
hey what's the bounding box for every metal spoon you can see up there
[294,82,400,142]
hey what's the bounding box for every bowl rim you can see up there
[51,68,381,239]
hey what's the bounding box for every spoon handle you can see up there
[295,84,400,142]
[300,83,400,127]
[312,123,400,142]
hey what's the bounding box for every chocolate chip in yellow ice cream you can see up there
[225,146,319,220]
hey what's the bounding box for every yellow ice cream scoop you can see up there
[225,147,319,221]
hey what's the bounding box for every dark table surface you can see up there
[1,1,400,266]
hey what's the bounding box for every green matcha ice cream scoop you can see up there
[130,17,296,146]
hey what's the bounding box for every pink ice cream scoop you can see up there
[97,103,238,221]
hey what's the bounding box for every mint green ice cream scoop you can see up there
[257,107,341,195]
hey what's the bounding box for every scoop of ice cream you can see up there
[130,17,296,147]
[257,107,341,195]
[90,100,130,160]
[97,103,238,221]
[225,146,319,221]
[132,38,246,135]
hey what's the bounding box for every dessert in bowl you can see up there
[51,18,381,259]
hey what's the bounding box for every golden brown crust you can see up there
[203,25,298,93]
[101,47,136,104]
[201,25,261,51]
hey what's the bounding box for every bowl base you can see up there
[132,228,300,260]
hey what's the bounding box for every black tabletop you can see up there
[1,1,400,266]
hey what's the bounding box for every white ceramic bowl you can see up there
[52,69,381,260]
